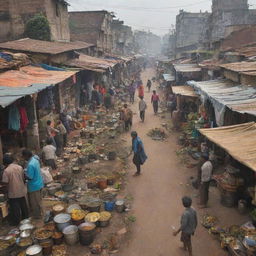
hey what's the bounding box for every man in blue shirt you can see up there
[22,149,44,219]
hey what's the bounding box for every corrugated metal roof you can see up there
[163,74,175,82]
[0,84,53,107]
[0,38,94,55]
[174,64,201,73]
[220,62,256,73]
[0,65,77,87]
[172,86,198,97]
[188,79,256,115]
[65,54,118,72]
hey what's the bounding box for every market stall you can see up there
[200,122,256,208]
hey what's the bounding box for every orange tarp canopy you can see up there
[0,65,77,87]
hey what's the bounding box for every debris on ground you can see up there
[147,128,167,141]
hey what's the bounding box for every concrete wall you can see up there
[45,0,70,42]
[69,11,113,53]
[175,11,210,51]
[0,0,70,42]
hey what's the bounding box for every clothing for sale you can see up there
[19,107,29,132]
[8,105,20,131]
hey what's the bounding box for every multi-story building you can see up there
[111,19,134,56]
[0,0,70,42]
[69,10,114,55]
[175,10,211,54]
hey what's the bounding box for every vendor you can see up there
[199,153,213,208]
[2,153,28,226]
[22,149,44,219]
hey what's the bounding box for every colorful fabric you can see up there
[19,107,29,132]
[8,105,20,131]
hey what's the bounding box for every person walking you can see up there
[146,79,152,92]
[42,138,57,170]
[151,90,160,114]
[22,149,44,219]
[198,154,213,208]
[138,81,144,99]
[173,196,198,256]
[2,154,28,226]
[139,96,147,122]
[131,131,147,176]
[128,81,136,104]
[123,104,133,131]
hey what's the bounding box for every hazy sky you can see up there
[68,0,255,36]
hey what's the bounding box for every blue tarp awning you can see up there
[0,83,53,108]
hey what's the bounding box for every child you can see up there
[173,196,197,256]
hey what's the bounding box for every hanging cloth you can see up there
[8,105,20,131]
[19,107,29,132]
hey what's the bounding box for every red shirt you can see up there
[151,94,159,102]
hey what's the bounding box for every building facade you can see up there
[175,10,211,54]
[111,20,134,56]
[69,11,114,55]
[0,0,70,42]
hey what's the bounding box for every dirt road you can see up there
[119,68,245,256]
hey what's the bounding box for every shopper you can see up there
[139,96,147,122]
[173,196,198,256]
[199,153,213,208]
[138,81,144,98]
[42,138,57,170]
[146,79,152,92]
[151,90,160,114]
[2,154,28,226]
[123,104,133,131]
[22,149,44,219]
[131,131,147,176]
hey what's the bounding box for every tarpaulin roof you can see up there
[65,54,118,73]
[200,122,256,172]
[174,64,201,73]
[172,86,198,97]
[0,84,54,107]
[163,74,175,82]
[0,65,77,87]
[188,79,256,116]
[0,38,94,55]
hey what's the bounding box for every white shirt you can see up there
[139,100,147,111]
[42,145,56,160]
[201,161,213,182]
